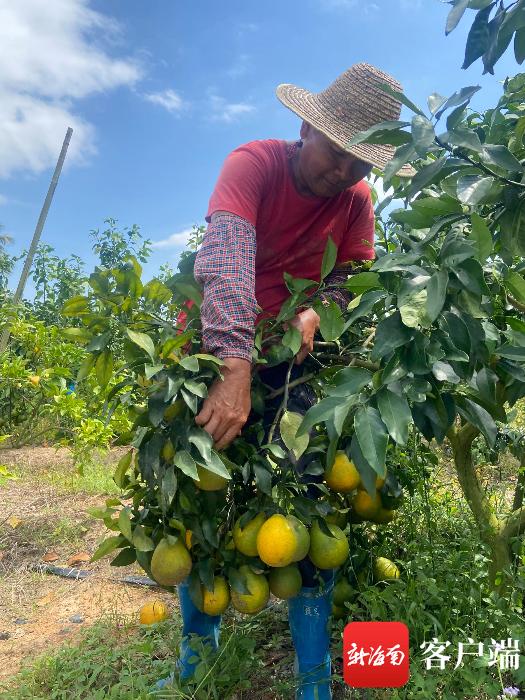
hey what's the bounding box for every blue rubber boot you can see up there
[155,579,221,689]
[288,579,334,700]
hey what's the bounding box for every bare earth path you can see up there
[0,447,176,684]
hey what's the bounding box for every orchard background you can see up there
[1,2,525,698]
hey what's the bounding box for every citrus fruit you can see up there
[162,439,175,461]
[332,604,346,620]
[256,514,298,568]
[230,565,269,614]
[375,473,387,489]
[28,375,40,387]
[324,452,361,493]
[268,564,302,599]
[233,513,266,557]
[150,537,192,586]
[308,520,349,569]
[352,490,381,520]
[333,578,356,607]
[164,399,185,421]
[193,464,229,491]
[197,575,231,616]
[371,508,396,524]
[139,600,169,625]
[288,515,310,561]
[373,557,400,582]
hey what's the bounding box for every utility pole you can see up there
[0,127,73,353]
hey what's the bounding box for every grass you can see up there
[37,456,121,496]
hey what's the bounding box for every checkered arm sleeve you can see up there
[193,213,257,362]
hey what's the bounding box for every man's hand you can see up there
[283,307,321,365]
[194,357,252,451]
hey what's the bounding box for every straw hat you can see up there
[276,63,415,177]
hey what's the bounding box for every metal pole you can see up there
[0,127,73,353]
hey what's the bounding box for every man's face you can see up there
[297,122,374,197]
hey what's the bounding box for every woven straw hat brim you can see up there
[276,83,415,178]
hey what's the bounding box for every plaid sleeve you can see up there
[193,213,257,362]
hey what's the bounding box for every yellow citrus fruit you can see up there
[308,520,349,569]
[139,600,169,625]
[198,576,231,616]
[332,604,346,620]
[373,557,400,582]
[324,452,361,493]
[371,508,396,524]
[193,464,229,491]
[376,473,387,489]
[233,513,266,557]
[28,375,41,387]
[164,399,185,421]
[230,565,269,614]
[352,490,382,520]
[288,515,310,562]
[151,537,192,587]
[333,578,356,607]
[268,564,302,600]
[256,514,298,568]
[185,530,193,549]
[162,439,175,461]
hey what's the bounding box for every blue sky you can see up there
[0,0,519,290]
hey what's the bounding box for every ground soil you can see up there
[0,447,176,684]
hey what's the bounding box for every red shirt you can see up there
[206,139,375,323]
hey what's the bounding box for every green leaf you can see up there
[457,175,495,205]
[132,525,155,552]
[496,345,525,360]
[462,4,495,69]
[202,451,231,480]
[318,300,345,342]
[172,281,203,308]
[320,236,337,280]
[297,396,355,437]
[350,435,377,497]
[435,86,481,120]
[377,83,425,117]
[282,324,302,356]
[354,406,388,475]
[328,367,372,397]
[470,213,493,262]
[113,450,133,488]
[280,411,310,460]
[62,295,90,316]
[344,272,381,294]
[456,397,497,447]
[446,127,483,152]
[371,311,413,361]
[62,327,93,344]
[126,329,155,360]
[377,388,411,445]
[399,289,429,329]
[183,379,208,398]
[446,102,469,130]
[161,467,177,510]
[446,0,470,34]
[118,508,133,541]
[187,428,213,464]
[427,92,448,115]
[180,355,200,372]
[515,26,525,63]
[110,548,137,567]
[174,450,199,479]
[505,271,525,303]
[347,120,410,147]
[383,144,417,183]
[426,270,449,323]
[481,144,524,171]
[411,115,436,156]
[432,360,461,384]
[144,364,164,380]
[77,354,95,382]
[91,535,125,563]
[409,157,448,198]
[455,258,490,296]
[95,350,113,389]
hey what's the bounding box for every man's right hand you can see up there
[194,357,252,451]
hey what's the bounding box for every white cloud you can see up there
[0,195,7,206]
[0,0,142,179]
[209,95,256,123]
[144,89,186,113]
[152,227,194,249]
[226,54,252,79]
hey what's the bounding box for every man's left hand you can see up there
[283,307,320,365]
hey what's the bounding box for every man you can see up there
[160,63,412,699]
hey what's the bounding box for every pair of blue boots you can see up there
[155,578,333,699]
